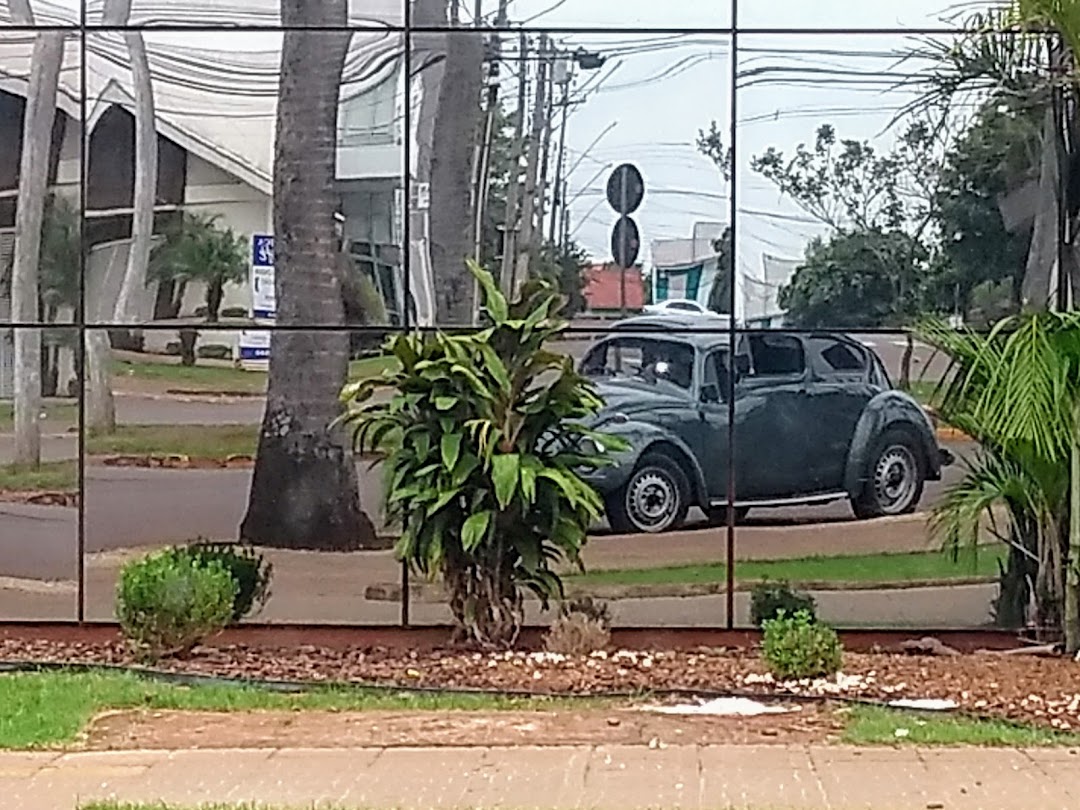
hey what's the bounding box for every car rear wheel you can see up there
[607,453,690,534]
[852,429,925,520]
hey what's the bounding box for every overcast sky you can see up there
[16,0,979,292]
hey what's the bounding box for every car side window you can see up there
[808,337,868,380]
[702,350,731,401]
[670,301,700,312]
[746,334,805,378]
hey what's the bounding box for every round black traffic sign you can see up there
[606,163,645,215]
[611,215,641,268]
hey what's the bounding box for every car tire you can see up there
[607,452,691,534]
[852,428,926,520]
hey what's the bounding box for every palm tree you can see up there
[920,312,1080,648]
[9,0,65,467]
[147,212,247,323]
[240,0,376,551]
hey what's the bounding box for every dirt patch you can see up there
[85,705,841,751]
[0,490,78,507]
[96,454,254,470]
[7,639,1080,731]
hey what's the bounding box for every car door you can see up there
[696,347,732,501]
[803,336,879,492]
[734,334,817,501]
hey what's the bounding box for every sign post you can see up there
[606,163,644,317]
[239,234,275,371]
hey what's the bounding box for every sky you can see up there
[12,0,984,302]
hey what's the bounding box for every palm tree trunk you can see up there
[1067,402,1080,652]
[423,0,483,326]
[87,1,158,434]
[240,0,376,551]
[11,30,64,467]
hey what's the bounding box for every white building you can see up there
[743,253,798,329]
[650,222,728,314]
[0,0,441,394]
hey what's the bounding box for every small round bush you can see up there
[116,549,237,660]
[761,609,843,681]
[750,579,817,628]
[171,541,273,622]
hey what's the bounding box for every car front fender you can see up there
[843,390,945,497]
[581,419,709,506]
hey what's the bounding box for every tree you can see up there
[147,213,247,323]
[418,0,484,325]
[240,0,377,552]
[10,0,64,467]
[343,264,622,647]
[780,230,932,329]
[921,312,1080,649]
[750,121,945,329]
[85,0,160,434]
[696,123,734,314]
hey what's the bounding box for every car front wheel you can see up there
[607,452,690,534]
[852,429,925,519]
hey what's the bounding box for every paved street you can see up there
[3,743,1074,809]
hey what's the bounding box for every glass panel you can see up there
[0,30,83,325]
[84,0,402,29]
[427,0,732,30]
[82,326,404,623]
[83,29,405,328]
[739,0,966,31]
[0,325,80,620]
[725,328,995,629]
[1,1,79,27]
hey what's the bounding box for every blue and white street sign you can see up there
[251,234,276,320]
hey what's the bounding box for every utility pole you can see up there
[499,32,529,296]
[471,0,510,270]
[513,33,550,295]
[548,71,571,245]
[535,52,561,251]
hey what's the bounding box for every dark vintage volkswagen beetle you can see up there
[577,315,953,534]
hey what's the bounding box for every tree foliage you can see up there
[148,212,248,322]
[343,263,623,648]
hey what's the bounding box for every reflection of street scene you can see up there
[0,0,1071,646]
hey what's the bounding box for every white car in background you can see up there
[643,299,730,322]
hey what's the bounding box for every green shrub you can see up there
[171,541,273,622]
[761,610,843,680]
[750,579,817,627]
[116,549,237,660]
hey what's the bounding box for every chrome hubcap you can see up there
[874,446,917,514]
[627,470,677,531]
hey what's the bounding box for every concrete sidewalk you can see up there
[3,744,1078,809]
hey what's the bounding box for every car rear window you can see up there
[747,334,805,377]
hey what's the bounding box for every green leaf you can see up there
[470,261,508,322]
[462,510,493,552]
[435,396,458,412]
[441,433,463,471]
[492,453,521,509]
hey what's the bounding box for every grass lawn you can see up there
[0,671,592,750]
[573,547,1006,588]
[0,460,77,492]
[843,705,1080,747]
[111,355,398,395]
[85,424,259,459]
[0,401,78,430]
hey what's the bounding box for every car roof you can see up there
[606,314,732,348]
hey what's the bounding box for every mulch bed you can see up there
[98,454,255,470]
[0,491,78,507]
[4,639,1080,732]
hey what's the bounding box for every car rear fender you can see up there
[591,421,709,507]
[843,390,943,497]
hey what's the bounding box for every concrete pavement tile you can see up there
[0,752,61,778]
[459,746,590,809]
[913,748,1059,810]
[701,745,826,810]
[810,746,929,809]
[348,746,483,808]
[1020,749,1080,801]
[583,743,702,810]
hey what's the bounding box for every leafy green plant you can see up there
[342,262,624,648]
[761,610,843,680]
[170,541,273,622]
[750,579,817,627]
[116,550,237,661]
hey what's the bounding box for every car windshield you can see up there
[580,337,695,390]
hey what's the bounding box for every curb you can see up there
[0,576,77,595]
[365,576,998,605]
